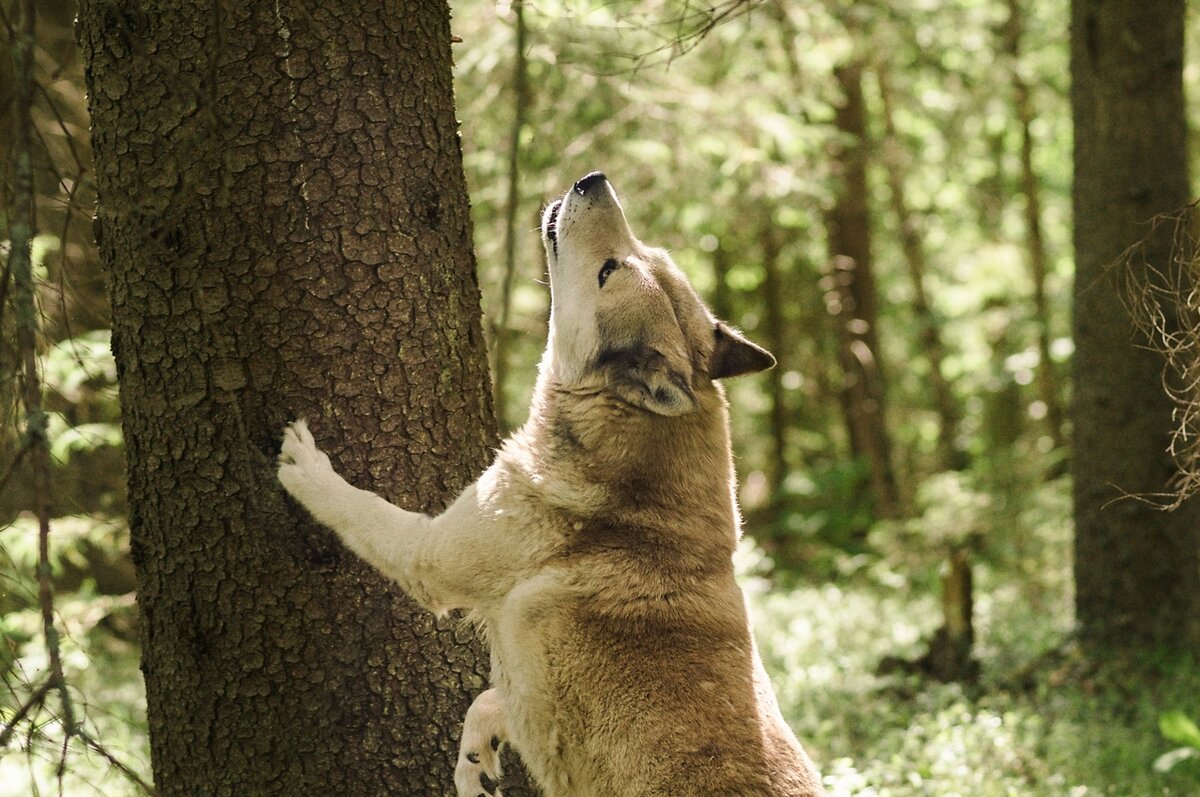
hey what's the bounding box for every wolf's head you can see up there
[539,172,774,416]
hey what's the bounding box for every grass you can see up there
[744,472,1200,796]
[752,576,1200,796]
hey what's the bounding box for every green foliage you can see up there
[744,475,1200,795]
[7,0,1199,793]
[454,0,1076,506]
[1161,711,1200,751]
[1157,711,1200,775]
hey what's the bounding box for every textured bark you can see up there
[825,62,900,520]
[1071,0,1200,648]
[79,1,502,793]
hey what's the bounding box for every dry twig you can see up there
[1119,201,1200,509]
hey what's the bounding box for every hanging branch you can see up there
[5,5,156,793]
[1119,202,1200,510]
[8,0,79,743]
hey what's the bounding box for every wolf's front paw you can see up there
[456,690,507,797]
[277,419,337,509]
[455,734,503,797]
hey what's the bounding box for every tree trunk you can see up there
[1071,0,1200,648]
[825,61,900,520]
[490,0,530,433]
[709,239,734,324]
[760,223,790,496]
[1003,0,1066,452]
[876,68,965,472]
[79,2,506,793]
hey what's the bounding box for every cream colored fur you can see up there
[278,173,827,796]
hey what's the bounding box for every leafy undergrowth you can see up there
[3,490,1198,796]
[743,513,1200,796]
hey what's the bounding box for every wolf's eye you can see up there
[598,259,619,288]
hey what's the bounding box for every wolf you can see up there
[277,172,827,796]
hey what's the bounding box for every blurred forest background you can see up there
[3,0,1200,794]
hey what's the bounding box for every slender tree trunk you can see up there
[709,239,734,323]
[825,61,900,520]
[491,0,530,432]
[876,68,964,471]
[9,0,79,739]
[1071,0,1200,648]
[760,223,790,495]
[79,2,506,793]
[1003,0,1066,451]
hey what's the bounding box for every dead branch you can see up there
[1118,201,1200,509]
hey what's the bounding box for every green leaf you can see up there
[1159,711,1200,750]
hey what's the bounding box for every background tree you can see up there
[876,66,964,472]
[825,60,901,523]
[77,1,500,793]
[1070,0,1200,648]
[489,0,532,432]
[8,0,1200,793]
[1002,0,1066,452]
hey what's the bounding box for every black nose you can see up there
[573,171,607,195]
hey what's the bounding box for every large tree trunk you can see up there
[825,61,900,521]
[79,2,503,793]
[1071,0,1200,648]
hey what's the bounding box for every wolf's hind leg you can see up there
[456,689,507,797]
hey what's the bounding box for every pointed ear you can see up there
[710,323,776,379]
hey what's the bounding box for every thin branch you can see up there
[1119,200,1200,509]
[0,678,53,747]
[0,436,31,497]
[536,0,763,76]
[8,0,79,751]
[74,728,159,796]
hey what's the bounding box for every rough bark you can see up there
[1071,0,1200,648]
[825,61,900,520]
[79,1,503,793]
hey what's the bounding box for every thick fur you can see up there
[278,174,826,797]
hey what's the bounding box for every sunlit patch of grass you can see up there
[743,521,1200,796]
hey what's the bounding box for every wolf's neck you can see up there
[518,369,740,530]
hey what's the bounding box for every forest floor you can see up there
[753,562,1200,796]
[3,478,1199,796]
